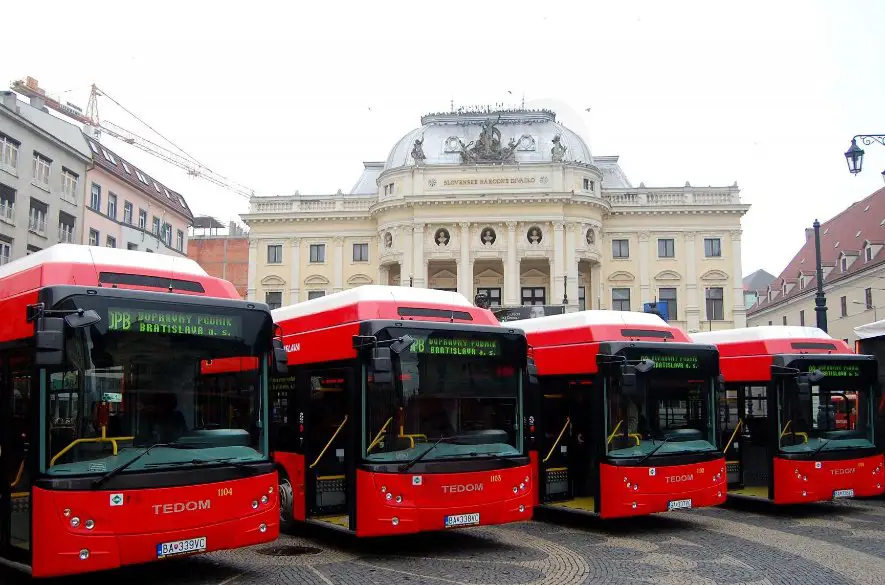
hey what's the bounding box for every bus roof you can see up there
[508,310,690,342]
[0,243,239,299]
[690,326,852,357]
[272,285,498,327]
[854,318,885,340]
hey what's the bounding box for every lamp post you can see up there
[562,275,568,305]
[844,135,885,184]
[813,219,828,332]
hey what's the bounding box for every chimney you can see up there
[805,227,814,241]
[0,91,18,111]
[29,94,46,111]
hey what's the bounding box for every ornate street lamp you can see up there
[844,135,885,178]
[813,219,828,332]
[562,275,568,305]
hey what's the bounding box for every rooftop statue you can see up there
[459,116,518,164]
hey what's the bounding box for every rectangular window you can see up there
[704,238,722,257]
[58,212,75,243]
[866,247,873,262]
[127,242,138,251]
[89,228,99,246]
[782,315,787,326]
[26,245,40,255]
[865,287,873,309]
[582,178,594,191]
[309,243,325,263]
[106,235,116,248]
[657,238,675,258]
[107,193,117,219]
[578,286,586,311]
[121,161,131,174]
[267,244,283,264]
[612,288,631,311]
[352,243,369,262]
[476,287,502,307]
[89,183,101,210]
[800,310,805,326]
[162,223,172,247]
[612,239,629,258]
[0,237,11,265]
[32,153,50,186]
[0,133,19,168]
[176,230,184,252]
[138,209,147,230]
[521,287,546,306]
[152,217,160,235]
[123,201,133,224]
[659,287,678,320]
[0,183,15,223]
[840,296,847,317]
[705,287,724,321]
[61,168,78,201]
[135,169,149,185]
[307,291,326,300]
[101,148,117,164]
[28,199,46,235]
[265,291,282,310]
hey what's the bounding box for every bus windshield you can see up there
[778,378,874,455]
[606,375,718,460]
[45,295,273,477]
[364,328,524,464]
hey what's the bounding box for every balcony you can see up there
[28,215,46,236]
[0,202,13,225]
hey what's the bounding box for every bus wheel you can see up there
[279,474,295,533]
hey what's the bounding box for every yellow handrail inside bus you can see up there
[724,418,745,454]
[780,419,793,439]
[49,426,135,467]
[628,433,642,446]
[10,461,23,488]
[543,417,571,463]
[793,431,809,443]
[310,415,348,469]
[367,417,393,453]
[607,420,624,445]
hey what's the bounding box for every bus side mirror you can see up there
[271,338,289,375]
[527,357,539,385]
[35,317,65,366]
[620,364,638,393]
[64,309,101,329]
[373,347,393,384]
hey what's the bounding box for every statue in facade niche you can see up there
[551,135,567,162]
[411,137,426,165]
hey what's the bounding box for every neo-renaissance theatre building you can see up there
[241,108,750,332]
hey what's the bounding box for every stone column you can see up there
[684,231,700,331]
[412,223,426,288]
[333,236,344,293]
[378,264,390,287]
[505,221,518,306]
[566,224,579,311]
[399,226,413,287]
[552,222,565,304]
[638,231,651,304]
[289,237,301,304]
[731,230,747,328]
[247,239,258,301]
[458,222,472,298]
[591,262,602,309]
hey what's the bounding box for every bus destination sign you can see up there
[108,307,243,339]
[640,354,699,370]
[805,363,861,378]
[411,336,501,357]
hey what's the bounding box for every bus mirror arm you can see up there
[271,338,289,375]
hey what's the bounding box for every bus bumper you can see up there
[599,459,728,519]
[772,454,885,504]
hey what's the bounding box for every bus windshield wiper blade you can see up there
[143,457,259,475]
[470,452,522,466]
[637,436,670,464]
[92,442,186,488]
[809,437,831,457]
[399,437,464,472]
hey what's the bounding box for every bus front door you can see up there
[0,353,33,565]
[303,367,352,530]
[727,385,771,499]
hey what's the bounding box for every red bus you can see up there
[509,311,727,519]
[0,244,287,578]
[691,326,884,504]
[267,285,534,536]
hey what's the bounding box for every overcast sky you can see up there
[4,0,885,278]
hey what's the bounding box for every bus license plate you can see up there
[445,513,480,528]
[833,489,854,499]
[156,537,207,559]
[667,499,692,511]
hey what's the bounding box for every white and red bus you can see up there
[508,311,727,519]
[691,326,884,504]
[0,244,286,578]
[266,286,534,536]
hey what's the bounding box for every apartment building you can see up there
[0,91,90,263]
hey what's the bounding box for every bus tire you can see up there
[277,467,296,534]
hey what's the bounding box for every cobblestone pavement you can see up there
[6,498,885,585]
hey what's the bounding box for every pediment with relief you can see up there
[304,274,331,286]
[261,275,286,286]
[607,270,636,283]
[430,268,457,279]
[347,274,373,285]
[700,269,729,281]
[476,268,503,279]
[653,270,682,281]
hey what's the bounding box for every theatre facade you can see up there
[241,108,750,332]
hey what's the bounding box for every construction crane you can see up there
[9,77,257,199]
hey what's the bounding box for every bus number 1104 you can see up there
[217,487,234,497]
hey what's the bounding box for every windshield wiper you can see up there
[468,451,523,466]
[144,457,260,475]
[399,437,464,472]
[637,436,670,464]
[92,442,188,489]
[809,437,832,458]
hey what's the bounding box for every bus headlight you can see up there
[519,505,525,513]
[252,501,259,509]
[259,523,267,533]
[386,492,393,501]
[392,517,399,526]
[261,495,269,505]
[85,520,95,530]
[395,495,402,503]
[70,517,81,528]
[79,549,89,560]
[512,487,518,494]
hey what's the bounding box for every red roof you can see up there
[749,186,885,314]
